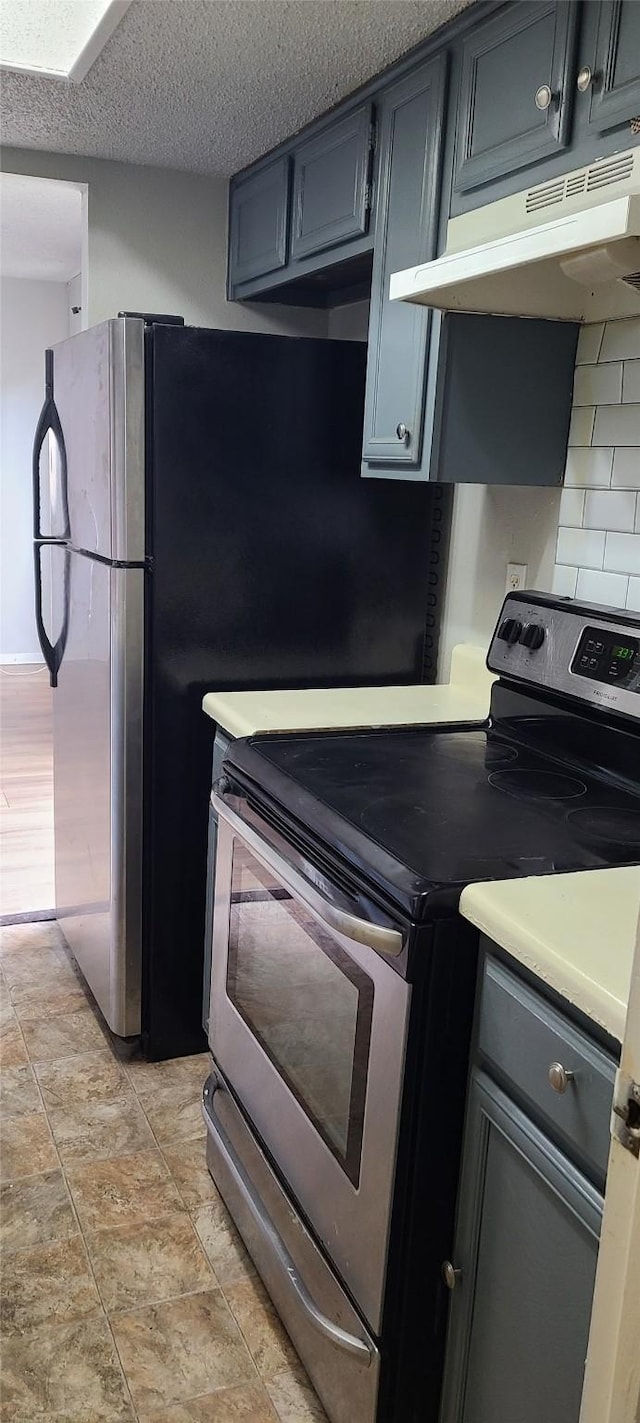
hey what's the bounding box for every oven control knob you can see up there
[497,617,523,645]
[520,623,545,651]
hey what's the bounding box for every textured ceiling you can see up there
[1,0,474,177]
[0,172,83,280]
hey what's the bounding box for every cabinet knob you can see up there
[576,65,594,93]
[396,422,410,444]
[534,84,554,111]
[442,1260,462,1291]
[548,1062,575,1094]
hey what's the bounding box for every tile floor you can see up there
[0,920,328,1422]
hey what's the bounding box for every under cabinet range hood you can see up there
[390,147,640,322]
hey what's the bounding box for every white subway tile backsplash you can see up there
[553,320,640,610]
[611,449,640,489]
[559,488,585,527]
[552,564,578,598]
[568,406,595,447]
[575,568,629,605]
[623,360,640,405]
[576,323,604,365]
[583,490,637,533]
[604,532,640,576]
[573,361,622,407]
[599,317,640,364]
[556,526,605,569]
[564,447,613,488]
[592,404,640,448]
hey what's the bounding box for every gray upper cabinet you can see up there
[291,104,374,260]
[362,55,447,469]
[440,1072,603,1423]
[584,0,640,136]
[453,1,579,196]
[228,157,290,289]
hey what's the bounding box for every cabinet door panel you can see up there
[440,1073,602,1423]
[454,1,578,195]
[291,104,373,260]
[362,55,447,469]
[228,157,290,288]
[586,0,640,135]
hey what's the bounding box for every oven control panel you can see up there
[487,593,640,720]
[571,627,640,688]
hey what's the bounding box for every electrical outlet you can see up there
[506,563,528,594]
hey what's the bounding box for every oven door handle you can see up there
[203,1073,373,1367]
[212,791,403,958]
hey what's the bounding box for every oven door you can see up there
[209,788,411,1335]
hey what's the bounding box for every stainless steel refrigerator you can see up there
[32,316,443,1060]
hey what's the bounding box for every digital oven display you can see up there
[571,627,640,691]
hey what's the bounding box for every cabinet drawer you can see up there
[478,954,616,1182]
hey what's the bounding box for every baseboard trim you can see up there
[0,909,56,927]
[0,655,46,666]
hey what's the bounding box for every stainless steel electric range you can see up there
[203,592,640,1423]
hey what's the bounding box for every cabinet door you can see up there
[440,1072,603,1423]
[362,55,447,469]
[291,104,373,261]
[228,157,290,289]
[585,0,640,135]
[454,1,578,196]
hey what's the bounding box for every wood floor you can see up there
[0,665,54,917]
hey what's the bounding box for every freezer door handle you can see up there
[202,1074,373,1367]
[32,349,70,542]
[33,542,70,688]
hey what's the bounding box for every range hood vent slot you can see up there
[526,180,566,213]
[623,271,640,291]
[525,152,635,216]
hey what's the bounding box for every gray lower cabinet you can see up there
[439,1071,603,1423]
[453,1,579,197]
[291,104,374,261]
[228,157,290,289]
[585,0,640,136]
[202,727,233,1034]
[362,55,447,470]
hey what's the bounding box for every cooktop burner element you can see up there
[567,806,640,848]
[488,769,587,801]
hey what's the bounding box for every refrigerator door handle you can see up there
[34,542,70,688]
[32,349,70,542]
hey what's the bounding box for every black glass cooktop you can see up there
[227,724,640,921]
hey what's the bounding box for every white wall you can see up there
[327,300,370,341]
[0,276,69,661]
[0,147,327,337]
[439,484,561,676]
[67,272,83,335]
[552,316,640,612]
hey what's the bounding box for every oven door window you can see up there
[227,841,374,1188]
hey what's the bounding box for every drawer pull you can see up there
[442,1260,462,1291]
[548,1062,575,1094]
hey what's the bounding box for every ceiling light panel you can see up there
[0,0,131,82]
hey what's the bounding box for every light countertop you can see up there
[202,644,494,738]
[461,867,640,1043]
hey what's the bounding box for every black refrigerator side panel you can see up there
[143,324,437,1059]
